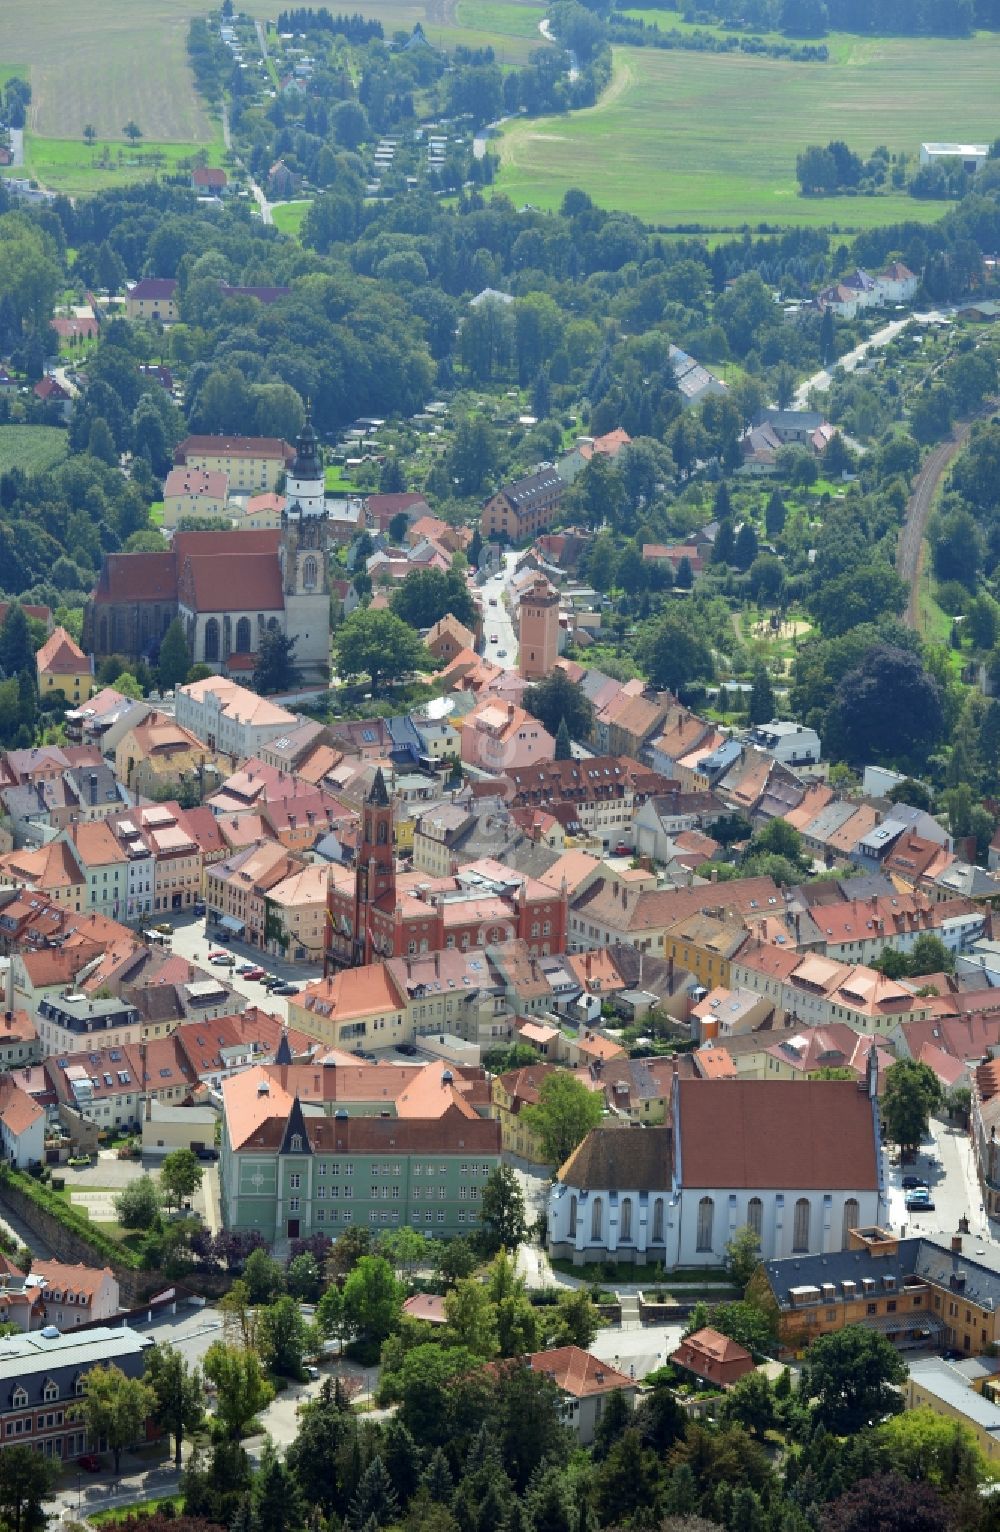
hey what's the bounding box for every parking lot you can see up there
[166,913,323,1021]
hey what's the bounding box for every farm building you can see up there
[920,142,989,173]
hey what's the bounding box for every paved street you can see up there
[479,552,519,671]
[883,1114,996,1250]
[166,913,323,1022]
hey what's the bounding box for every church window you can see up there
[235,617,252,653]
[748,1197,763,1238]
[377,822,387,845]
[620,1197,632,1241]
[204,619,220,662]
[793,1198,811,1251]
[303,556,318,589]
[591,1197,603,1242]
[842,1198,860,1246]
[268,616,280,632]
[652,1199,664,1242]
[696,1197,714,1251]
[569,1196,577,1237]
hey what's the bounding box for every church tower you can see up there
[281,404,330,682]
[354,768,396,965]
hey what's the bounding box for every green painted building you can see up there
[220,1066,501,1242]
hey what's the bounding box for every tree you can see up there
[437,1236,478,1286]
[638,609,714,695]
[718,1370,777,1438]
[242,1247,286,1304]
[335,609,429,695]
[203,1341,274,1439]
[391,567,477,632]
[349,1454,399,1529]
[554,717,572,760]
[157,618,191,693]
[253,629,299,695]
[797,145,839,194]
[0,1445,57,1532]
[114,1173,160,1230]
[523,1071,604,1166]
[70,1364,157,1473]
[479,1165,527,1253]
[343,1254,404,1344]
[748,666,774,726]
[444,1278,499,1357]
[159,1148,203,1211]
[83,124,96,150]
[145,1343,204,1468]
[593,1428,663,1527]
[708,1300,775,1356]
[524,669,594,740]
[765,489,787,538]
[287,1251,323,1302]
[820,1472,950,1532]
[110,671,143,700]
[825,644,945,769]
[724,1225,762,1291]
[544,1288,602,1349]
[0,604,34,680]
[877,1406,991,1490]
[881,1059,943,1153]
[803,1325,906,1433]
[122,120,143,145]
[258,1294,312,1376]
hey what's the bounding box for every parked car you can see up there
[236,962,257,975]
[489,634,498,643]
[614,842,630,856]
[262,975,283,990]
[210,953,235,966]
[902,1175,927,1190]
[497,648,507,658]
[274,981,300,996]
[244,966,266,980]
[395,1042,417,1056]
[153,922,173,935]
[906,1193,935,1211]
[78,1455,102,1473]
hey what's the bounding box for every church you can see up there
[83,415,331,685]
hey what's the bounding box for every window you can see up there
[842,1197,860,1246]
[290,1173,301,1190]
[696,1197,714,1252]
[12,1388,26,1410]
[235,616,252,653]
[569,1195,578,1238]
[620,1197,632,1242]
[289,1197,300,1213]
[43,1382,58,1402]
[867,1303,877,1315]
[303,556,318,590]
[747,1197,763,1239]
[591,1197,603,1242]
[290,1135,302,1152]
[652,1198,664,1243]
[793,1199,811,1252]
[204,618,220,662]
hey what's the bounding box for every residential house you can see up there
[425,615,476,664]
[459,700,554,774]
[35,628,93,705]
[670,1329,755,1389]
[32,1262,119,1328]
[0,1077,44,1168]
[482,468,565,543]
[660,912,749,991]
[556,429,632,485]
[172,435,294,494]
[114,713,217,800]
[522,1348,636,1444]
[125,278,179,322]
[0,1325,151,1459]
[174,677,298,764]
[162,467,230,528]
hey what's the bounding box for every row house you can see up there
[731,941,937,1036]
[0,1325,150,1462]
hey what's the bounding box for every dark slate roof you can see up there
[763,1235,1000,1313]
[558,1126,672,1190]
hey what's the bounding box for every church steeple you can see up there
[291,401,322,483]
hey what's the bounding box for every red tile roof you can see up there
[176,436,294,464]
[92,552,178,604]
[36,626,90,676]
[525,1346,635,1398]
[178,552,283,613]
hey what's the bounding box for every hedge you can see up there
[0,1166,143,1270]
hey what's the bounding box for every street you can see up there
[166,912,323,1023]
[883,1114,996,1250]
[479,551,519,671]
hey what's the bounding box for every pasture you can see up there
[0,426,69,476]
[19,133,226,197]
[271,201,313,238]
[496,36,1000,228]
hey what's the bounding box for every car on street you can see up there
[153,922,173,935]
[906,1192,935,1211]
[236,962,257,975]
[489,634,498,643]
[78,1455,102,1472]
[497,648,507,658]
[262,975,283,990]
[210,953,235,966]
[274,981,300,996]
[395,1042,417,1056]
[902,1175,927,1190]
[244,966,266,980]
[488,597,497,605]
[193,902,206,916]
[614,842,630,856]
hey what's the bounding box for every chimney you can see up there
[952,1235,963,1254]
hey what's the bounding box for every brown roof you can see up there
[36,626,90,676]
[176,435,294,464]
[0,1077,43,1136]
[402,1293,448,1324]
[677,1078,878,1190]
[670,1328,755,1386]
[526,1346,635,1399]
[92,551,178,604]
[178,551,284,613]
[32,1260,115,1301]
[558,1126,671,1190]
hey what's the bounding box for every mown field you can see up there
[496,36,1000,228]
[20,132,227,197]
[271,200,313,237]
[0,426,69,476]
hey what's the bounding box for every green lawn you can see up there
[496,38,999,227]
[271,200,312,238]
[326,465,358,491]
[456,0,547,38]
[0,425,68,475]
[12,129,226,196]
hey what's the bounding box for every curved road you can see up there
[897,410,986,629]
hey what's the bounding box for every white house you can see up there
[747,721,822,768]
[0,1077,45,1168]
[174,677,298,764]
[547,1070,883,1268]
[920,142,989,173]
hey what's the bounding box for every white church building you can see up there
[547,1069,885,1268]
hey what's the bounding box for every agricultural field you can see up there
[0,426,69,476]
[20,132,226,197]
[496,36,1000,228]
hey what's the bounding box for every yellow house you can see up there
[35,626,93,704]
[125,278,179,323]
[173,435,294,493]
[661,911,749,991]
[162,466,230,528]
[491,1063,603,1162]
[288,965,409,1050]
[264,863,330,964]
[114,711,216,799]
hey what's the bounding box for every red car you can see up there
[78,1454,102,1472]
[244,966,266,980]
[615,842,630,856]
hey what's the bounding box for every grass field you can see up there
[271,201,313,238]
[496,38,1000,227]
[0,426,69,476]
[16,131,227,197]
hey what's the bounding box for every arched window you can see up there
[842,1197,860,1246]
[620,1197,632,1242]
[569,1195,577,1238]
[235,616,252,653]
[652,1198,664,1243]
[303,555,318,589]
[204,618,220,662]
[591,1197,603,1242]
[793,1198,811,1252]
[377,821,387,844]
[268,616,280,632]
[747,1197,764,1239]
[696,1196,714,1252]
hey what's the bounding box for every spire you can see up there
[369,767,389,806]
[275,1029,293,1065]
[291,400,321,481]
